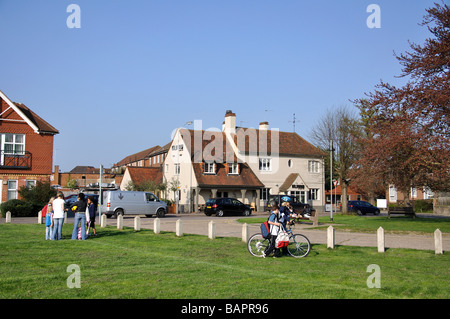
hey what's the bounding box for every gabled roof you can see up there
[0,89,59,135]
[192,162,264,189]
[115,145,161,167]
[126,166,164,185]
[177,128,325,163]
[279,173,309,192]
[234,128,325,158]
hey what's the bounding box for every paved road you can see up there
[2,213,449,251]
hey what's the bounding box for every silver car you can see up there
[102,191,167,218]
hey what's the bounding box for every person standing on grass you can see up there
[263,205,284,258]
[71,193,87,240]
[87,196,97,237]
[52,193,65,240]
[44,197,55,240]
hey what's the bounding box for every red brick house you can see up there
[0,90,59,202]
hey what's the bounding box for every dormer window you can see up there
[204,162,216,174]
[228,163,239,175]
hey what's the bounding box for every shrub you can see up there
[413,199,434,212]
[0,199,40,217]
[18,180,57,207]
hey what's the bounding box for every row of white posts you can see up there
[4,211,445,255]
[107,215,250,242]
[326,225,444,255]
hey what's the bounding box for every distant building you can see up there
[0,89,59,202]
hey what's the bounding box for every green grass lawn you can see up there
[239,214,450,234]
[0,223,449,299]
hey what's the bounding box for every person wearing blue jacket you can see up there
[263,205,286,258]
[87,196,97,236]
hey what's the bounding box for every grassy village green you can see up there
[0,221,449,299]
[238,214,450,234]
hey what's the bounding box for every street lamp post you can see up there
[329,140,335,222]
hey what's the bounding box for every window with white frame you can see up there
[308,160,320,173]
[423,187,434,199]
[259,158,271,171]
[7,180,18,201]
[174,163,180,175]
[2,134,25,155]
[260,188,270,201]
[26,180,36,189]
[308,188,319,201]
[204,162,215,174]
[228,163,239,175]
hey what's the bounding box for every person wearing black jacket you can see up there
[70,193,88,240]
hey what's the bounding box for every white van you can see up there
[102,191,167,218]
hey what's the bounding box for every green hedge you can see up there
[0,199,43,218]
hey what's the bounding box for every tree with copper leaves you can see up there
[353,2,450,205]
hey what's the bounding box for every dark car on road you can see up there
[348,200,380,215]
[266,194,313,215]
[204,198,252,217]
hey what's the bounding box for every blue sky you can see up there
[0,0,437,172]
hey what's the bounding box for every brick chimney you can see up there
[223,110,236,134]
[259,121,269,130]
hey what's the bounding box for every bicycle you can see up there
[247,223,311,258]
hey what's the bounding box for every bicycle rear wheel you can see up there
[287,234,311,258]
[247,234,270,257]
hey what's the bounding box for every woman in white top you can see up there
[52,193,66,240]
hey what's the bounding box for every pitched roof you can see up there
[126,166,163,185]
[234,128,325,158]
[14,103,59,134]
[115,145,161,167]
[192,162,264,189]
[279,173,309,192]
[0,89,59,135]
[178,128,325,162]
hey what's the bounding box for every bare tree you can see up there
[310,106,362,213]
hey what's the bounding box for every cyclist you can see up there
[263,205,285,258]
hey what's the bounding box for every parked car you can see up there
[266,194,313,215]
[348,200,380,215]
[204,198,252,217]
[65,193,98,206]
[102,191,167,218]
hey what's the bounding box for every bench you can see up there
[292,209,319,227]
[388,206,416,219]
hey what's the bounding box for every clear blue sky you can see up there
[0,0,437,172]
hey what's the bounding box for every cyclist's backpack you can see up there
[260,213,277,239]
[260,220,270,239]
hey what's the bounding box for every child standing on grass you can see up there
[45,197,55,240]
[87,196,97,237]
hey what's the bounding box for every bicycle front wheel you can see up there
[287,234,311,258]
[247,234,270,257]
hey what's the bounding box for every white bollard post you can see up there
[154,217,160,234]
[377,227,385,253]
[242,223,249,243]
[176,219,183,237]
[435,229,443,255]
[38,210,43,224]
[327,225,335,249]
[134,216,141,231]
[100,214,107,228]
[208,220,216,239]
[6,211,11,223]
[117,215,123,230]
